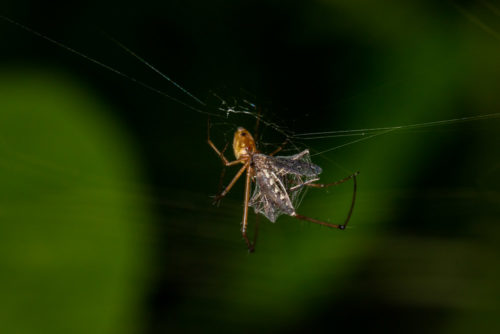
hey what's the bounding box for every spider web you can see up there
[4,14,498,164]
[5,14,500,220]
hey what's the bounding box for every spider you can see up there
[208,121,359,252]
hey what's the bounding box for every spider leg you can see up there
[242,165,256,252]
[305,171,359,188]
[251,105,288,157]
[253,105,263,143]
[251,212,260,251]
[216,143,229,195]
[289,178,320,191]
[207,119,242,166]
[212,161,249,205]
[293,213,345,229]
[293,172,359,230]
[268,139,288,156]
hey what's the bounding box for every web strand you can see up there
[310,129,397,157]
[0,14,216,117]
[105,34,206,107]
[294,113,500,140]
[3,14,499,158]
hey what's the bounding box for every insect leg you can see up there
[242,165,255,252]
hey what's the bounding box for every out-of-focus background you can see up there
[1,1,500,333]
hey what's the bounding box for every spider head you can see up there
[233,127,256,159]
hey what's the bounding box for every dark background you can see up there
[1,1,500,333]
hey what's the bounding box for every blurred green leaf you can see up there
[0,68,151,334]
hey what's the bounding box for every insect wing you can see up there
[250,169,295,222]
[250,151,323,222]
[252,151,322,177]
[272,150,322,176]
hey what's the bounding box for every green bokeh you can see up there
[0,68,151,334]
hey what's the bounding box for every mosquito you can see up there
[208,121,358,252]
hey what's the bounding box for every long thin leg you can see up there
[208,139,243,166]
[305,171,359,188]
[251,212,260,251]
[252,106,288,157]
[289,171,358,192]
[293,213,344,229]
[242,165,255,252]
[213,162,249,204]
[268,139,288,156]
[293,172,358,230]
[216,143,229,195]
[217,165,227,197]
[207,119,242,166]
